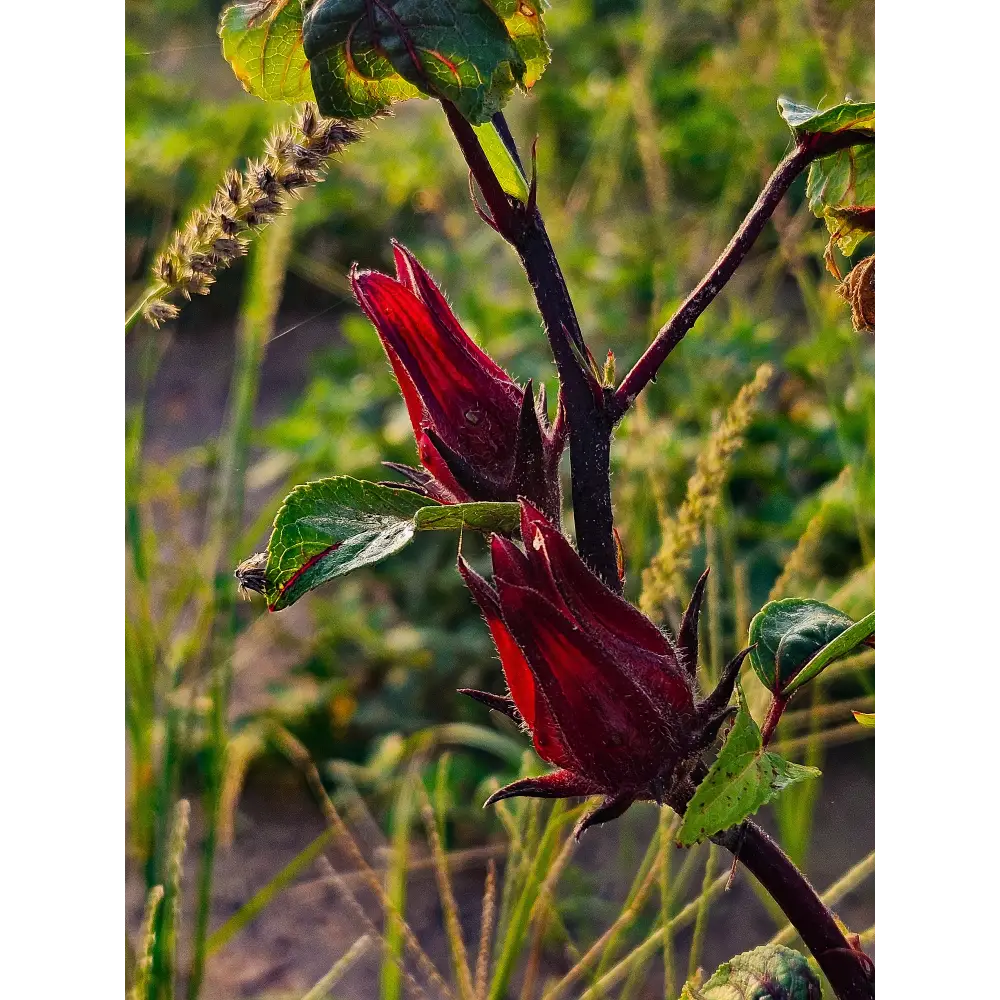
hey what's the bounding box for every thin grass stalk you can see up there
[770,722,873,757]
[516,816,583,1000]
[491,803,523,965]
[538,897,583,969]
[733,561,751,646]
[186,208,296,1000]
[315,857,430,1000]
[382,768,420,1000]
[489,801,579,1000]
[519,905,550,1000]
[544,827,687,1000]
[420,794,476,1000]
[126,329,171,861]
[774,684,826,868]
[273,728,455,1000]
[206,829,335,956]
[475,861,498,1000]
[434,752,453,845]
[493,794,537,961]
[152,800,190,1000]
[658,810,678,999]
[686,844,720,979]
[768,851,875,947]
[706,521,723,686]
[148,700,188,894]
[616,818,682,1000]
[572,870,731,1000]
[132,885,165,1000]
[780,695,874,735]
[299,934,374,1000]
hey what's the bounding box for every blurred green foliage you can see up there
[126,0,873,840]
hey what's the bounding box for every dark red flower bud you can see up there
[351,243,565,520]
[458,501,748,839]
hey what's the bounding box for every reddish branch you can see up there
[611,129,875,421]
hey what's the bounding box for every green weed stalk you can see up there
[186,208,296,1000]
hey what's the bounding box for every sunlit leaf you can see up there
[265,477,431,610]
[677,686,820,846]
[852,711,875,728]
[748,598,856,694]
[413,500,520,533]
[680,943,822,1000]
[220,1,315,103]
[257,479,519,610]
[303,0,545,123]
[777,97,874,139]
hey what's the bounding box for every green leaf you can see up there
[302,1,421,119]
[260,481,519,610]
[473,121,530,201]
[676,686,820,847]
[680,944,821,1000]
[485,0,549,87]
[748,599,856,694]
[782,611,875,696]
[852,711,875,728]
[805,126,873,258]
[777,97,875,139]
[777,99,875,260]
[265,477,432,610]
[303,0,545,124]
[220,1,315,103]
[413,500,520,533]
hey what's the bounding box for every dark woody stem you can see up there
[610,129,875,421]
[443,102,621,591]
[712,821,874,1000]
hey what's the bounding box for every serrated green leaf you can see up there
[806,136,874,259]
[220,1,315,103]
[676,686,820,846]
[777,97,874,139]
[852,711,875,728]
[823,205,875,256]
[413,500,520,533]
[748,599,856,694]
[680,944,821,1000]
[303,0,544,124]
[485,0,549,87]
[265,477,433,610]
[303,1,420,119]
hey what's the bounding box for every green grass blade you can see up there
[686,843,719,978]
[300,935,374,1000]
[206,829,336,956]
[574,868,731,1000]
[187,208,296,1000]
[488,801,581,1000]
[382,769,420,1000]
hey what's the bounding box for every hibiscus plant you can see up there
[200,2,875,997]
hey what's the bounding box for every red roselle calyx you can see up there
[351,243,566,522]
[459,501,748,839]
